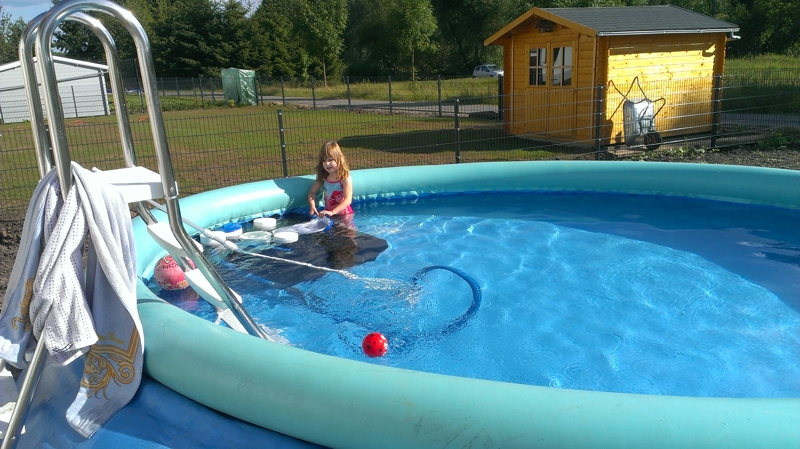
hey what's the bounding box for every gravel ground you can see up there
[2,145,799,302]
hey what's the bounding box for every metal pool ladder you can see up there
[3,0,269,446]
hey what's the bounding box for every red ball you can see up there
[361,332,388,358]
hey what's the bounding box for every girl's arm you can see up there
[307,180,323,216]
[321,176,353,216]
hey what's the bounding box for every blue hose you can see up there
[201,255,483,351]
[408,265,482,336]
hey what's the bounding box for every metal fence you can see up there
[1,71,798,221]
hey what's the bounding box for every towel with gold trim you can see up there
[0,162,143,438]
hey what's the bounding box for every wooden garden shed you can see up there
[484,5,739,147]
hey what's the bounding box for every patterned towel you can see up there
[0,162,143,438]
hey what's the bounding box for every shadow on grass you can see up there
[338,125,594,159]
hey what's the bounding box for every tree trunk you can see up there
[411,49,415,82]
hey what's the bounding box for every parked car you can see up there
[472,64,504,78]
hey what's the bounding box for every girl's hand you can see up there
[309,205,319,217]
[318,209,333,217]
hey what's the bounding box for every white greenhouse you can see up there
[0,56,109,124]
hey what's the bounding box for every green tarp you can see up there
[221,68,257,106]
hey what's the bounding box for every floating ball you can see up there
[154,255,195,291]
[361,332,388,358]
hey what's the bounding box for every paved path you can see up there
[259,96,500,117]
[260,96,799,129]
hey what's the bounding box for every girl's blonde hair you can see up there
[315,141,350,181]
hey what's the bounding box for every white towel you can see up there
[0,162,144,438]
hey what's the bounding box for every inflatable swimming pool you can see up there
[134,161,800,449]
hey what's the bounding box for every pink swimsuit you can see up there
[323,178,353,215]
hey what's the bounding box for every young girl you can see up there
[307,141,354,219]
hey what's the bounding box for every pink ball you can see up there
[154,255,194,290]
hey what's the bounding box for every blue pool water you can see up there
[154,192,800,398]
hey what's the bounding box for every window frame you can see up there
[527,42,575,88]
[551,45,574,87]
[528,47,547,86]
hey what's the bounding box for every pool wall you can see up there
[134,161,800,449]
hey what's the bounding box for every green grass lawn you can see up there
[0,103,559,220]
[3,66,796,220]
[726,54,800,70]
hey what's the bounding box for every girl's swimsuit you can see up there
[323,178,354,215]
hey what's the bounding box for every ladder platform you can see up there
[89,166,164,203]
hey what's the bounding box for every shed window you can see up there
[528,48,546,86]
[552,46,573,86]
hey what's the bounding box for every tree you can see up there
[294,0,348,85]
[431,0,529,76]
[388,0,437,80]
[723,0,800,56]
[0,6,25,64]
[342,0,400,76]
[251,0,309,77]
[148,0,227,77]
[48,0,150,66]
[219,0,257,69]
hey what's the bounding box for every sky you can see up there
[2,0,260,24]
[1,0,53,23]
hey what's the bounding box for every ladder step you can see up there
[183,268,240,310]
[89,166,164,203]
[147,221,203,259]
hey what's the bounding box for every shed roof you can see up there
[485,5,739,45]
[0,55,108,75]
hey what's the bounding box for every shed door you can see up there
[522,41,576,139]
[547,42,576,139]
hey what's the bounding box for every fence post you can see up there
[256,77,262,106]
[280,76,286,106]
[134,58,143,109]
[388,76,393,115]
[277,109,289,178]
[71,86,78,117]
[199,76,205,109]
[176,77,180,97]
[311,78,317,109]
[210,78,216,102]
[99,73,109,115]
[454,99,461,163]
[497,75,503,121]
[594,84,605,157]
[346,76,351,112]
[710,74,722,148]
[437,75,442,117]
[159,77,164,98]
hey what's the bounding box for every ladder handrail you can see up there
[17,12,51,178]
[4,3,274,446]
[33,0,268,341]
[35,0,269,342]
[20,10,158,225]
[20,12,137,177]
